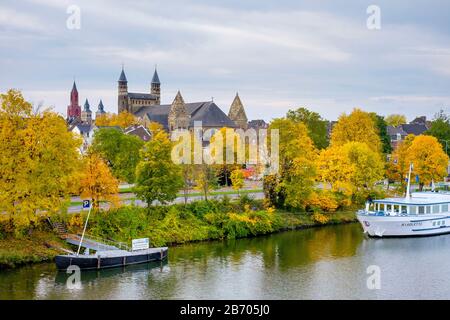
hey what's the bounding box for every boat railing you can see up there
[82,233,131,251]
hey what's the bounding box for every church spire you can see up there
[228,92,248,129]
[84,98,91,112]
[72,81,77,92]
[152,67,160,84]
[151,66,161,104]
[118,66,127,83]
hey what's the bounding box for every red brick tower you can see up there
[67,81,81,122]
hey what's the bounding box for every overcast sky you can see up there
[1,0,450,121]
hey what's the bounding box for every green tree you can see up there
[370,113,392,154]
[91,128,143,183]
[135,131,183,206]
[287,107,329,149]
[426,110,450,156]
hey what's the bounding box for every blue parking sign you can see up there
[82,200,91,209]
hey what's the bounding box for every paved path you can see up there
[68,192,264,213]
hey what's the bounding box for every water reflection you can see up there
[3,223,450,299]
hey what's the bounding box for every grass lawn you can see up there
[0,231,69,269]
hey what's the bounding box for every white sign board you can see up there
[132,238,149,251]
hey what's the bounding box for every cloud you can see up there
[2,0,450,122]
[0,5,48,32]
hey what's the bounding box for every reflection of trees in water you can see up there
[0,263,56,300]
[170,223,364,272]
[0,224,365,299]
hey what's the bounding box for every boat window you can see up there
[433,221,436,226]
[410,206,417,214]
[426,206,432,214]
[386,204,392,212]
[442,204,449,212]
[401,206,407,214]
[379,204,385,212]
[418,206,425,215]
[433,205,440,214]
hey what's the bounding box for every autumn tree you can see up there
[287,107,329,149]
[91,128,143,183]
[0,90,82,233]
[194,163,218,201]
[95,111,138,128]
[406,135,449,190]
[79,153,119,209]
[209,127,243,186]
[135,131,183,206]
[385,114,407,127]
[386,134,415,188]
[266,118,318,209]
[331,108,381,153]
[146,121,164,136]
[230,169,245,195]
[317,142,385,203]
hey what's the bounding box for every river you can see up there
[1,223,450,300]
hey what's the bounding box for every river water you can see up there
[2,223,450,300]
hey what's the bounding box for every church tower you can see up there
[67,81,81,122]
[118,67,128,113]
[81,99,92,124]
[228,92,248,129]
[96,100,106,119]
[151,67,161,104]
[168,91,189,131]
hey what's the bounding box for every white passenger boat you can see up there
[357,163,450,237]
[357,192,450,237]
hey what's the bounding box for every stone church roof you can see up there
[228,93,247,122]
[128,92,159,100]
[134,101,238,130]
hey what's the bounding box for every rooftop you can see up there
[374,192,450,205]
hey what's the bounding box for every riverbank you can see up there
[0,231,69,269]
[0,199,358,269]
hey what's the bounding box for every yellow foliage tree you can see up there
[331,108,381,153]
[316,145,354,196]
[0,89,82,233]
[406,135,449,189]
[95,111,138,128]
[307,191,339,212]
[386,134,415,188]
[267,118,318,209]
[385,114,407,127]
[230,169,245,194]
[79,153,119,209]
[146,121,164,136]
[317,142,385,203]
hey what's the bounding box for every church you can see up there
[117,67,249,132]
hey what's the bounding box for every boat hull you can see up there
[55,247,168,271]
[357,213,450,237]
